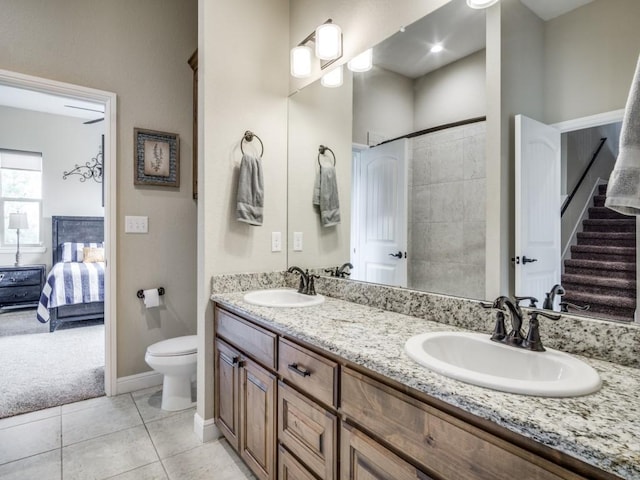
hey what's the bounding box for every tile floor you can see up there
[0,386,256,480]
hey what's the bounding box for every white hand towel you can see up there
[236,154,264,226]
[605,55,640,215]
[313,164,341,227]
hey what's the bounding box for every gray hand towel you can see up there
[605,55,640,215]
[236,154,264,226]
[313,164,341,227]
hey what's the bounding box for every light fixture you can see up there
[321,65,343,88]
[9,212,28,267]
[290,19,343,82]
[290,45,312,78]
[466,0,500,9]
[347,49,373,72]
[430,44,444,53]
[315,21,342,60]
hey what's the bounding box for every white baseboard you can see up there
[194,412,221,443]
[116,371,163,395]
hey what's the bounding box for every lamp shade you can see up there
[315,22,342,60]
[290,45,312,78]
[321,65,343,88]
[466,0,499,8]
[9,212,28,230]
[347,49,373,72]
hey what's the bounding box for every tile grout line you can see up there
[131,391,173,479]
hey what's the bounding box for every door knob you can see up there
[522,256,538,264]
[389,251,403,259]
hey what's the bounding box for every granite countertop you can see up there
[212,292,640,480]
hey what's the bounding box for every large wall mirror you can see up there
[287,0,640,324]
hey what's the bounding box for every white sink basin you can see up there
[404,331,601,397]
[243,288,325,308]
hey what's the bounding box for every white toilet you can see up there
[144,335,197,411]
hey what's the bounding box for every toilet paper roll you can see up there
[143,289,160,308]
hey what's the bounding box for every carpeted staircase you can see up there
[562,184,636,321]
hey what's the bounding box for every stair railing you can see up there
[561,137,607,217]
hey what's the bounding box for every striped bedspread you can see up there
[36,262,105,323]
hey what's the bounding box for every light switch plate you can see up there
[271,232,282,252]
[293,232,303,251]
[125,215,148,234]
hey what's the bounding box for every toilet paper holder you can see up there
[137,287,165,299]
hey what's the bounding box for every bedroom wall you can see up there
[0,106,104,270]
[0,0,198,379]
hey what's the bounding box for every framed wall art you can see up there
[134,128,180,187]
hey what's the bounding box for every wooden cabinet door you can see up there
[340,423,432,480]
[240,358,277,480]
[214,339,240,450]
[279,444,318,480]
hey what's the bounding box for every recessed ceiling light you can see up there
[430,44,443,53]
[466,0,499,9]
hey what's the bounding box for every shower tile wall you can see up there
[408,121,486,299]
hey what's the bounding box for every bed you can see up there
[36,216,104,332]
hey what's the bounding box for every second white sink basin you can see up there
[243,288,325,308]
[405,331,601,397]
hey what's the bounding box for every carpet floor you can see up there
[0,309,105,419]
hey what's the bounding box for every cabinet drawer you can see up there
[0,268,41,287]
[216,307,277,369]
[0,285,41,304]
[278,338,338,408]
[278,382,337,480]
[278,445,318,480]
[340,422,432,480]
[341,368,582,480]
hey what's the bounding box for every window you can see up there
[0,149,43,247]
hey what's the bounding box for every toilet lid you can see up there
[147,335,197,356]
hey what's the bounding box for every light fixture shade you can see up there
[315,22,342,60]
[466,0,499,8]
[321,65,343,88]
[347,49,373,72]
[290,45,312,78]
[9,212,28,230]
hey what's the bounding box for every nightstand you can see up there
[0,264,46,310]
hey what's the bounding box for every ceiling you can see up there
[0,84,104,121]
[372,0,595,79]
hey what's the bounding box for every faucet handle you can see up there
[514,296,538,308]
[522,310,561,352]
[559,301,590,313]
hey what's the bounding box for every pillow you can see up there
[82,247,105,263]
[59,242,104,262]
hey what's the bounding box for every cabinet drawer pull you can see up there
[231,356,239,364]
[288,363,311,377]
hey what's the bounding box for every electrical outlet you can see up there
[125,215,148,234]
[271,232,282,252]
[293,232,303,251]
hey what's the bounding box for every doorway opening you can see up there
[0,69,116,418]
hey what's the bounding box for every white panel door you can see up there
[515,114,562,305]
[352,139,408,287]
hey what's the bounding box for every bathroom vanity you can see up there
[212,291,639,480]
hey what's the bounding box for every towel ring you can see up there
[240,130,264,158]
[318,145,336,167]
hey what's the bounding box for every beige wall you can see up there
[0,0,198,378]
[544,0,640,123]
[288,72,353,269]
[198,0,289,423]
[414,50,486,131]
[352,67,414,145]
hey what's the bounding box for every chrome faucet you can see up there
[286,266,318,295]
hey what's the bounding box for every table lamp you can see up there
[9,212,29,267]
